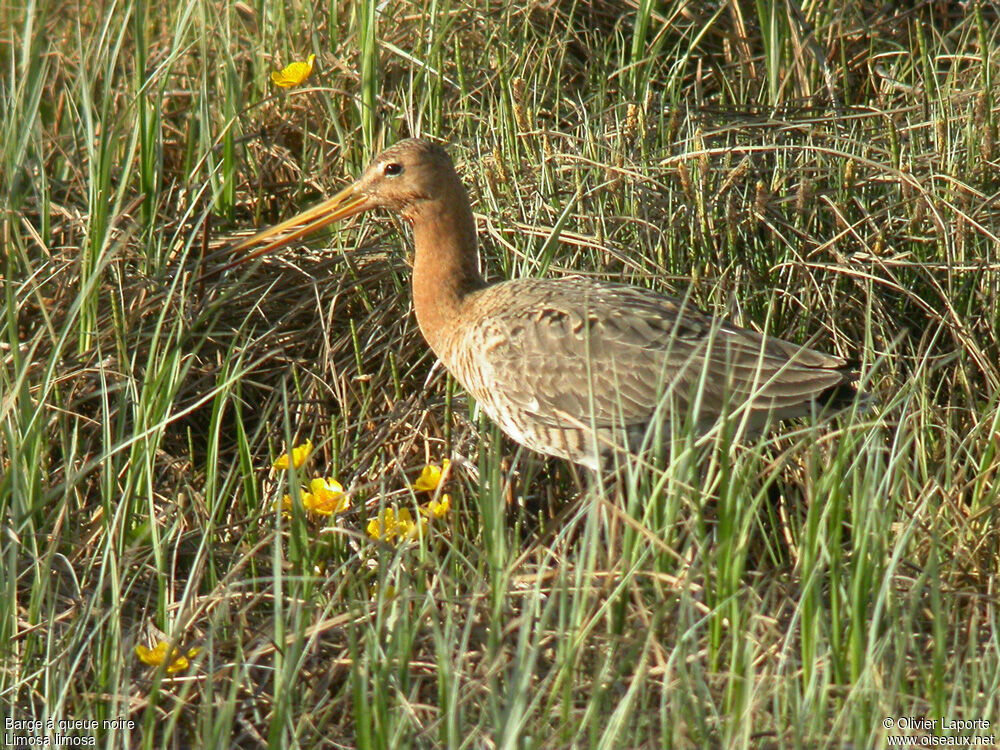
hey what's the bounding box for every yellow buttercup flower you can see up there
[276,477,348,517]
[421,493,451,520]
[367,506,426,544]
[305,477,349,515]
[135,641,201,674]
[277,489,314,514]
[273,439,313,470]
[397,507,428,540]
[367,506,403,541]
[412,459,451,492]
[271,53,315,88]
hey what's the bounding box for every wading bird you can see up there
[230,138,864,470]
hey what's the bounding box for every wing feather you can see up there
[459,277,850,432]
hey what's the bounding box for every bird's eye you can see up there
[383,162,403,177]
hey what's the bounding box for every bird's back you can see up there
[435,276,859,469]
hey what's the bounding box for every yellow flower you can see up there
[135,641,201,674]
[420,494,451,518]
[273,439,312,470]
[271,53,316,88]
[398,507,428,540]
[276,477,348,518]
[277,489,314,514]
[367,506,401,541]
[421,493,451,520]
[304,477,349,515]
[412,459,451,492]
[367,506,426,544]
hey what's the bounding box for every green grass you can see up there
[3,1,1000,747]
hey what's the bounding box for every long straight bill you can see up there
[225,184,372,269]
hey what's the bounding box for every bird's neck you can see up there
[409,194,486,356]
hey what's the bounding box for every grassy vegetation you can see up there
[3,0,999,747]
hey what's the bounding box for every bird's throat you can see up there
[410,197,487,356]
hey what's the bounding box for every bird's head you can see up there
[228,138,460,264]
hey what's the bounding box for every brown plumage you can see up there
[231,138,865,470]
